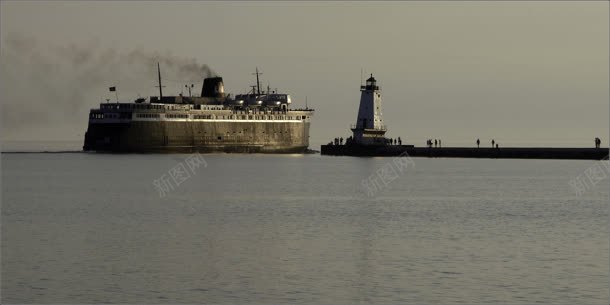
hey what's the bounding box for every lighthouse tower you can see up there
[351,74,387,145]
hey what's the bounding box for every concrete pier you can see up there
[320,145,609,160]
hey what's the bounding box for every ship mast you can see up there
[155,62,165,99]
[253,67,262,96]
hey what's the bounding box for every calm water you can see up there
[2,153,608,303]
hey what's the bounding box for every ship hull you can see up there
[83,120,310,153]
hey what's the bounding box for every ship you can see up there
[83,65,314,153]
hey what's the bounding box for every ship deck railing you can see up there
[97,103,313,114]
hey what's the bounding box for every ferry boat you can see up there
[83,66,314,153]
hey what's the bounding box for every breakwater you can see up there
[320,145,609,160]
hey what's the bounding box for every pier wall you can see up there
[321,145,609,160]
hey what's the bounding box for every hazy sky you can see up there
[1,1,608,148]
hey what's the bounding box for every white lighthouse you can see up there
[351,74,387,145]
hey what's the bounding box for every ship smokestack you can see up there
[201,77,225,98]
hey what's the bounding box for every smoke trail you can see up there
[0,33,217,140]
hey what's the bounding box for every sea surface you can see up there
[1,151,608,303]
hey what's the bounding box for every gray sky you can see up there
[1,1,608,148]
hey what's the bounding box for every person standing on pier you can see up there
[398,137,402,146]
[492,139,495,147]
[439,139,442,148]
[340,137,343,145]
[477,138,480,148]
[434,139,438,148]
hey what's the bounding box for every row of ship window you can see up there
[165,114,189,119]
[138,113,161,119]
[91,113,308,120]
[90,113,131,119]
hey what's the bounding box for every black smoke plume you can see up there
[1,33,217,140]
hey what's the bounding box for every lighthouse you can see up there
[351,74,387,145]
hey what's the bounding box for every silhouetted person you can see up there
[434,139,438,148]
[439,139,442,148]
[492,139,495,147]
[477,138,480,148]
[398,137,402,145]
[340,137,343,145]
[496,143,499,149]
